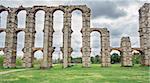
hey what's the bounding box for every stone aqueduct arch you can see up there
[0,3,150,69]
[0,5,111,68]
[89,28,111,67]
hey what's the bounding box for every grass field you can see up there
[0,64,149,83]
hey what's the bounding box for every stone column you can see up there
[81,12,91,67]
[62,11,72,68]
[101,29,111,67]
[40,11,55,69]
[23,10,35,68]
[48,12,55,68]
[120,37,132,67]
[139,3,150,66]
[3,9,17,68]
[68,13,73,66]
[68,47,73,66]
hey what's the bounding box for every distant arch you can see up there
[34,10,45,48]
[0,11,8,29]
[17,10,27,28]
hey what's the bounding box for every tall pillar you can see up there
[101,29,111,67]
[81,12,91,67]
[3,9,17,68]
[40,11,55,69]
[23,10,35,68]
[68,13,73,66]
[48,12,55,68]
[139,3,150,66]
[68,47,73,66]
[120,37,132,67]
[62,11,72,68]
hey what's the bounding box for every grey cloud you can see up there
[86,1,127,19]
[63,1,127,19]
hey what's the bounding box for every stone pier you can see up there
[120,37,132,67]
[3,8,17,68]
[139,3,150,66]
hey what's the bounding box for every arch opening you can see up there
[15,31,25,67]
[90,31,101,64]
[52,10,64,65]
[132,50,142,65]
[17,10,26,29]
[0,11,8,29]
[110,50,121,64]
[71,10,82,64]
[0,50,4,66]
[16,31,25,58]
[34,10,45,48]
[0,32,6,48]
[33,50,43,67]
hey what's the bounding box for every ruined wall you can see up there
[139,3,150,66]
[0,5,91,68]
[90,28,111,67]
[120,37,132,67]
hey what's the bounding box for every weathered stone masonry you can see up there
[120,37,132,67]
[89,28,111,67]
[139,3,150,66]
[0,3,150,69]
[0,5,94,68]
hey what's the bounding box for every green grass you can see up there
[0,64,149,83]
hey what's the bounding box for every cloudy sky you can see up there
[0,0,149,59]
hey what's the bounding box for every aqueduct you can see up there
[0,3,150,69]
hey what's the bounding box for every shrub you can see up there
[16,57,23,66]
[132,54,141,64]
[90,55,101,64]
[111,53,121,64]
[71,57,82,63]
[33,58,42,65]
[0,55,4,66]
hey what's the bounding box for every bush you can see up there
[0,55,4,66]
[111,53,121,64]
[33,58,42,65]
[132,54,141,64]
[0,55,23,66]
[91,55,100,64]
[71,57,82,63]
[16,57,23,66]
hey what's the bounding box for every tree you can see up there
[91,56,95,64]
[71,57,82,63]
[95,55,100,64]
[111,53,121,64]
[90,55,100,64]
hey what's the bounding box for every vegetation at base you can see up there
[111,53,121,64]
[132,53,141,65]
[0,54,149,83]
[91,55,100,64]
[71,57,82,63]
[0,55,23,67]
[16,57,23,66]
[0,53,142,67]
[0,55,4,66]
[0,64,149,83]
